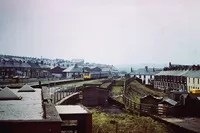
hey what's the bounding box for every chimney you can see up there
[145,66,148,72]
[192,65,196,71]
[169,62,172,68]
[197,65,200,70]
[3,60,5,65]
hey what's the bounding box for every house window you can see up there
[198,79,199,84]
[193,78,195,84]
[2,72,5,76]
[139,75,141,78]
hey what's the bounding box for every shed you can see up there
[169,90,188,102]
[82,86,109,106]
[158,98,177,116]
[140,95,163,105]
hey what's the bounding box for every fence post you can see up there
[57,92,58,103]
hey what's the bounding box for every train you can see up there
[83,72,109,80]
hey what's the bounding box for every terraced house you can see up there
[0,60,31,79]
[0,59,52,79]
[154,63,200,92]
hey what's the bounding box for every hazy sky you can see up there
[0,0,200,65]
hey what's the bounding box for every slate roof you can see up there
[155,70,188,76]
[27,62,41,69]
[18,84,35,92]
[156,70,200,78]
[182,70,200,78]
[130,68,162,75]
[83,67,102,72]
[0,87,21,100]
[39,64,51,69]
[0,61,31,68]
[101,68,110,72]
[63,65,83,73]
[50,66,65,73]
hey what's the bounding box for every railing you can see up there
[48,85,82,104]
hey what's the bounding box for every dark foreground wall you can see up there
[0,121,61,133]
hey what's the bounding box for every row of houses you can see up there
[0,60,51,79]
[154,62,200,92]
[0,55,119,79]
[0,60,119,79]
[129,66,163,84]
[51,64,119,79]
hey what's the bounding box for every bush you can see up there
[92,112,167,133]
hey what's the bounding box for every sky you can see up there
[0,0,200,66]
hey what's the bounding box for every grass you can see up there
[111,86,123,103]
[57,79,101,88]
[92,111,167,133]
[114,79,125,86]
[100,82,112,89]
[126,80,167,103]
[112,86,122,95]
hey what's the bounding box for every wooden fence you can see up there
[123,78,174,116]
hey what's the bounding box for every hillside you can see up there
[125,80,167,103]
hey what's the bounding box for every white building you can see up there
[63,65,83,79]
[71,59,84,65]
[130,66,162,85]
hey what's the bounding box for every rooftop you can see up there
[56,105,90,114]
[0,89,43,120]
[63,65,82,73]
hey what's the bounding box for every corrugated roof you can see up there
[18,84,35,92]
[160,98,177,106]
